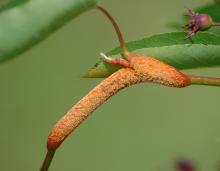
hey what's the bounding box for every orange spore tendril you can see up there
[47,55,190,150]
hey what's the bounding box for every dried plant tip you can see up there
[183,8,213,39]
[100,52,131,67]
[176,159,196,171]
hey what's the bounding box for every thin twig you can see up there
[212,22,220,26]
[96,5,130,58]
[40,150,56,171]
[189,75,220,87]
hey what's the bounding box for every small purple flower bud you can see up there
[176,159,196,171]
[183,8,213,39]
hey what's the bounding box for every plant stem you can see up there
[189,75,220,87]
[40,150,56,171]
[96,5,130,57]
[212,22,220,26]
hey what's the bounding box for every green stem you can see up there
[40,150,56,171]
[189,75,220,87]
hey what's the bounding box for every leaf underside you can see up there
[0,0,98,62]
[84,32,220,78]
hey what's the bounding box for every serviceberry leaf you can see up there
[0,0,98,62]
[85,32,220,78]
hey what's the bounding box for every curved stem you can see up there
[189,75,220,87]
[40,150,56,171]
[96,5,130,58]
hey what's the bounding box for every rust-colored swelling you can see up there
[130,56,191,87]
[47,68,138,150]
[47,56,191,150]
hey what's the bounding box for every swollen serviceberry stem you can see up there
[41,5,220,171]
[42,51,191,171]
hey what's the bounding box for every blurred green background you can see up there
[0,0,220,170]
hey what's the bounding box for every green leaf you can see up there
[0,0,98,62]
[84,32,220,78]
[169,3,220,33]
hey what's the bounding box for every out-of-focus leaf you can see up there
[0,0,28,12]
[0,0,98,62]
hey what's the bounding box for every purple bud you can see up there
[183,8,213,39]
[193,14,212,30]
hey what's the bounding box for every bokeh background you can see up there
[0,0,219,170]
